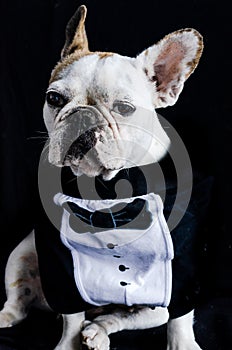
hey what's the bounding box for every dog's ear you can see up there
[137,29,203,108]
[61,5,89,59]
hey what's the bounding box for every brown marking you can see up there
[20,253,37,263]
[144,68,158,83]
[86,95,96,106]
[66,33,89,57]
[50,51,92,83]
[68,45,80,55]
[10,279,26,288]
[98,52,114,59]
[186,32,204,77]
[159,96,167,103]
[144,68,148,76]
[0,312,18,325]
[50,50,115,84]
[151,75,158,83]
[62,5,89,58]
[20,254,38,270]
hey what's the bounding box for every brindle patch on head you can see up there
[50,51,93,84]
[50,51,115,84]
[98,52,114,59]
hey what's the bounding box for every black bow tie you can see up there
[61,167,151,233]
[67,197,151,233]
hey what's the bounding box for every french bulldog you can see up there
[0,5,204,350]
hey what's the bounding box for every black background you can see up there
[0,0,232,349]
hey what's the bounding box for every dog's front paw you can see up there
[81,320,110,350]
[0,311,24,328]
[0,312,14,327]
[167,340,202,350]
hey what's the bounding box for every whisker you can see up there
[35,131,48,134]
[27,129,49,141]
[27,136,49,140]
[96,177,109,190]
[65,176,79,185]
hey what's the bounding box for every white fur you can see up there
[45,53,171,179]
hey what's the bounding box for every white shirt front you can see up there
[54,192,174,307]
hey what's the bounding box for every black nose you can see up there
[64,127,98,162]
[62,105,104,163]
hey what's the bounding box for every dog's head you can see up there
[44,5,203,180]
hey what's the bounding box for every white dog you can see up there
[0,5,203,350]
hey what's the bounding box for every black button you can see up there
[113,255,121,258]
[107,243,115,249]
[119,265,129,272]
[120,281,128,286]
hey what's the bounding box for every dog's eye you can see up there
[112,101,135,116]
[46,91,67,108]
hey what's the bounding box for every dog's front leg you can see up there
[0,231,48,327]
[81,306,169,350]
[167,310,202,350]
[54,312,85,350]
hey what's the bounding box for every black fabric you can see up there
[167,173,214,318]
[65,167,150,231]
[34,199,93,314]
[35,161,213,318]
[68,198,150,231]
[1,0,231,308]
[35,166,150,313]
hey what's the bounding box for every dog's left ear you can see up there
[137,29,203,108]
[61,5,89,58]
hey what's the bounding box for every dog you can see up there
[0,5,204,350]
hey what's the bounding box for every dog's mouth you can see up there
[68,162,122,181]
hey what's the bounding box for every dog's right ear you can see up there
[61,5,89,59]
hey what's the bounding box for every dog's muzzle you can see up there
[47,105,170,179]
[48,106,107,166]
